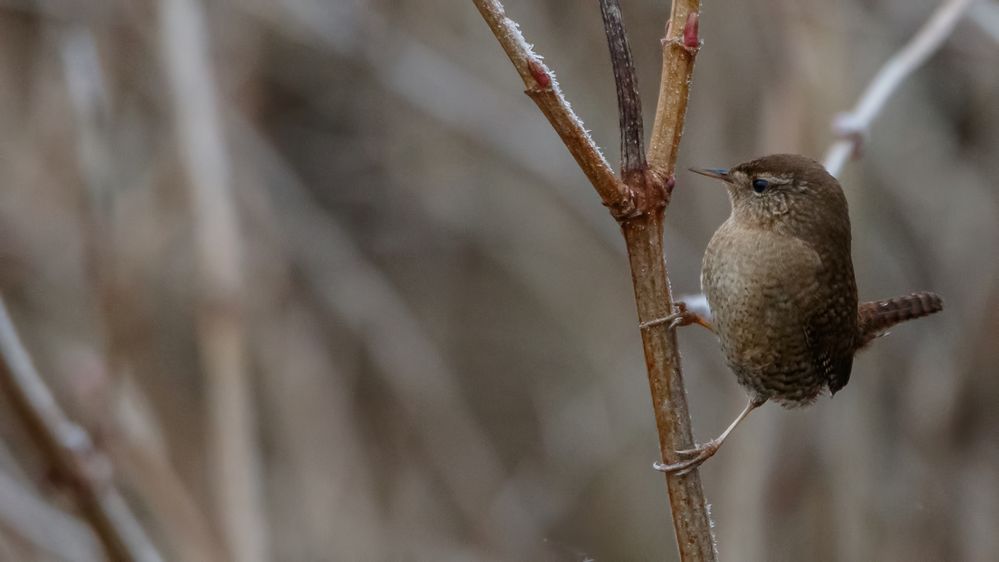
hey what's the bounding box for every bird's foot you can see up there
[640,302,715,333]
[652,439,721,476]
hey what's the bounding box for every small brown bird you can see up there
[654,154,943,474]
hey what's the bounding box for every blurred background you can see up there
[0,0,997,560]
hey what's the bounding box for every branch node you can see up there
[607,190,641,221]
[475,0,715,557]
[822,0,975,176]
[831,112,866,158]
[664,37,701,56]
[613,168,671,222]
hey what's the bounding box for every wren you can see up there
[653,154,943,474]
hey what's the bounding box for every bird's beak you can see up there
[689,167,731,182]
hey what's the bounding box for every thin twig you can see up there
[823,0,975,177]
[472,0,636,218]
[0,296,162,562]
[158,0,270,560]
[476,0,715,559]
[647,4,701,177]
[57,21,226,561]
[599,0,646,178]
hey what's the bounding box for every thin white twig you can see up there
[0,297,163,562]
[159,0,270,560]
[57,21,227,561]
[823,0,976,177]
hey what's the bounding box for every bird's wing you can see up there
[803,320,854,394]
[802,250,858,394]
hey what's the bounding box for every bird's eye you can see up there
[752,179,769,193]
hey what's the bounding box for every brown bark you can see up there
[474,0,715,558]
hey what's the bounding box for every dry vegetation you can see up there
[0,0,997,560]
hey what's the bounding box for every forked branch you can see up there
[475,0,715,559]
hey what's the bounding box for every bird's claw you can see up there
[638,302,714,331]
[640,302,715,333]
[639,311,684,331]
[652,440,721,476]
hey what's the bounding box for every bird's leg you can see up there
[653,397,763,475]
[640,301,715,333]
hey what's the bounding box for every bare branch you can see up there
[158,0,269,560]
[647,5,701,177]
[599,0,646,177]
[0,296,162,562]
[823,0,975,177]
[635,1,717,560]
[476,0,715,559]
[472,0,635,218]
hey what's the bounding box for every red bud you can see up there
[683,12,700,49]
[528,60,551,88]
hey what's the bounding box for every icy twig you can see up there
[472,0,635,218]
[823,0,976,177]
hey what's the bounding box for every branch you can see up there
[0,296,162,562]
[158,0,269,560]
[647,4,701,176]
[823,0,975,177]
[631,1,716,560]
[57,22,227,562]
[472,0,636,218]
[599,0,645,178]
[477,1,715,559]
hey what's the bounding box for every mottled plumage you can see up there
[655,154,943,474]
[702,154,860,406]
[701,154,942,407]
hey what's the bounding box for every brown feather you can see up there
[856,292,944,348]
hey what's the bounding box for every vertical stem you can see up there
[641,2,715,559]
[599,0,646,177]
[648,6,700,175]
[159,0,269,560]
[622,213,716,561]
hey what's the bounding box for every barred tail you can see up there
[857,291,943,348]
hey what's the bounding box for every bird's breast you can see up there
[701,223,833,404]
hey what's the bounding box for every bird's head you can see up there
[690,154,850,238]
